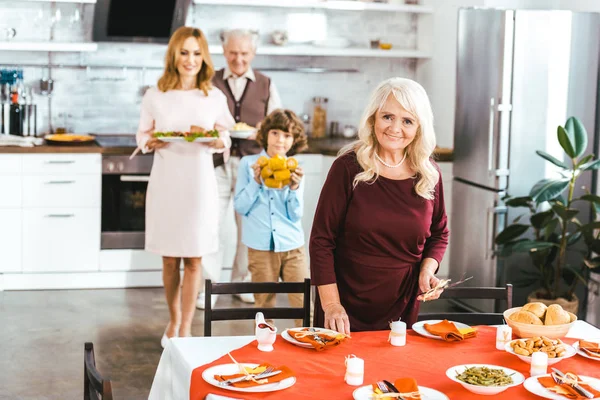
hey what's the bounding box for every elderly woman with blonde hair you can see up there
[309,77,450,334]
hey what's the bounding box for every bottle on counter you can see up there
[311,97,328,139]
[9,81,24,136]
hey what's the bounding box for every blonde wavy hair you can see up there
[339,77,439,200]
[157,27,214,95]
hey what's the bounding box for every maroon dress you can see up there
[309,152,449,331]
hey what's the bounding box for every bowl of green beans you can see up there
[445,364,525,395]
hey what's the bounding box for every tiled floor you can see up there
[0,287,454,400]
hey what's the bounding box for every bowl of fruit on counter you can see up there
[257,154,298,190]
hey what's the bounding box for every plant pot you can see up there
[527,291,579,315]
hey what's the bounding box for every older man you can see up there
[197,29,282,309]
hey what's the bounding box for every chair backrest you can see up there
[204,278,311,337]
[417,284,513,326]
[84,342,113,400]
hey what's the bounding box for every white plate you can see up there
[504,339,577,365]
[446,364,525,395]
[573,340,600,361]
[523,373,600,399]
[230,129,256,139]
[411,320,471,340]
[281,327,341,349]
[202,363,296,393]
[353,384,449,400]
[156,136,218,143]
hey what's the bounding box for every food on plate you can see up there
[257,154,298,189]
[46,134,94,142]
[233,122,255,131]
[509,336,567,358]
[455,366,514,387]
[579,339,600,358]
[153,130,219,142]
[508,302,571,325]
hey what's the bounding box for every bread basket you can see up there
[503,307,577,339]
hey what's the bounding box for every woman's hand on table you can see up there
[323,303,351,335]
[417,261,441,301]
[146,137,169,150]
[289,167,304,191]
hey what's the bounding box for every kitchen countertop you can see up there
[0,136,453,161]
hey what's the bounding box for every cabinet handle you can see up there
[45,180,75,184]
[45,160,75,164]
[45,214,75,218]
[120,175,150,182]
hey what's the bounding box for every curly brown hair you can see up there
[256,109,308,156]
[157,27,214,95]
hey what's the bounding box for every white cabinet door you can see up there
[0,176,22,208]
[22,154,101,175]
[22,175,101,208]
[0,155,21,175]
[0,209,22,272]
[22,208,100,272]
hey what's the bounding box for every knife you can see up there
[417,276,474,297]
[218,370,282,386]
[551,368,594,399]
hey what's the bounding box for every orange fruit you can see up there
[286,157,298,172]
[257,156,269,168]
[260,166,274,180]
[264,178,283,189]
[282,179,291,186]
[274,169,291,181]
[268,154,286,171]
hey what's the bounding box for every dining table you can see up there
[148,320,600,400]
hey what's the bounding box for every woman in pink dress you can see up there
[136,27,235,345]
[310,77,449,334]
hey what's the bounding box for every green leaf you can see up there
[584,257,600,269]
[512,240,557,252]
[495,224,529,244]
[550,203,579,221]
[530,210,555,230]
[544,218,560,238]
[579,159,600,171]
[511,277,543,288]
[557,125,576,158]
[505,196,533,208]
[578,221,600,232]
[536,150,569,169]
[576,154,594,168]
[562,266,587,287]
[529,178,570,203]
[565,117,588,158]
[577,194,600,204]
[566,231,582,246]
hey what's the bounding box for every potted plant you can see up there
[495,116,600,314]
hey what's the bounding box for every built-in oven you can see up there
[101,154,153,249]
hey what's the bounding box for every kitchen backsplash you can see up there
[0,2,417,135]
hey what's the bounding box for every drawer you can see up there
[0,176,22,207]
[22,154,101,175]
[22,208,100,272]
[0,155,22,175]
[0,209,22,272]
[22,175,100,208]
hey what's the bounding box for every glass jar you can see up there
[311,97,328,139]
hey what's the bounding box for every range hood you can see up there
[92,0,192,43]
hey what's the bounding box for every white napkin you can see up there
[0,134,44,147]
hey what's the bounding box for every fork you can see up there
[218,366,275,386]
[375,381,406,399]
[551,372,594,399]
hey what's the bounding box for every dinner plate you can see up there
[523,373,600,399]
[230,129,256,139]
[353,384,449,400]
[281,327,341,349]
[573,340,600,361]
[504,339,577,365]
[202,363,296,393]
[446,364,525,395]
[411,320,471,340]
[157,136,218,143]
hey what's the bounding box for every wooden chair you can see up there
[417,284,513,325]
[84,342,113,400]
[204,278,311,337]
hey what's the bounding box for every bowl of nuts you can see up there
[504,337,577,365]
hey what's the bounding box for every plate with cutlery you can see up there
[353,384,449,400]
[523,369,600,399]
[281,327,341,349]
[202,363,295,393]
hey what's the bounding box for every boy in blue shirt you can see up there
[234,109,309,325]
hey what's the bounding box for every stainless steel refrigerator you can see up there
[450,8,600,312]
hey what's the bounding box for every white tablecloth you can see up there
[148,320,600,400]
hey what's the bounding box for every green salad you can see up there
[153,130,219,142]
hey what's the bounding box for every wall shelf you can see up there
[208,44,429,58]
[194,0,433,13]
[0,42,98,52]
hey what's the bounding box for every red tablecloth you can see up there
[190,326,600,399]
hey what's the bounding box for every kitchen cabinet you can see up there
[0,209,22,273]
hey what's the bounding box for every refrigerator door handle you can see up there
[487,97,496,175]
[486,205,508,260]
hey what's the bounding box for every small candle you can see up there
[389,320,407,347]
[530,352,548,376]
[344,355,364,386]
[496,325,512,350]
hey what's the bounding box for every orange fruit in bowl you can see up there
[259,155,299,189]
[264,178,283,189]
[257,155,269,168]
[274,169,291,181]
[261,166,274,180]
[268,154,287,171]
[286,157,298,172]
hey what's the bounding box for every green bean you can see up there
[455,366,514,387]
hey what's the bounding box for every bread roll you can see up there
[510,310,544,325]
[522,302,548,320]
[544,304,571,325]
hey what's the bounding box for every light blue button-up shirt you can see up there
[234,151,305,252]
